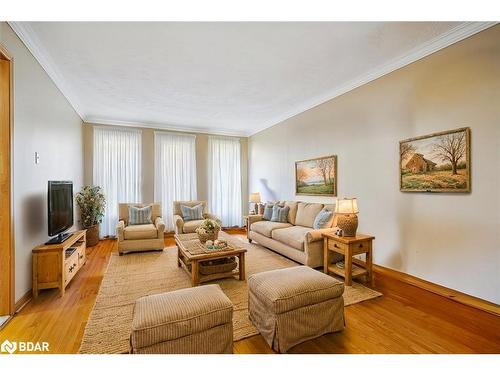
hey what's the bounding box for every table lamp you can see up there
[249,192,261,214]
[335,198,359,237]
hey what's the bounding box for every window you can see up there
[208,136,242,227]
[93,127,142,237]
[154,132,197,231]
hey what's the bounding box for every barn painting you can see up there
[400,128,471,192]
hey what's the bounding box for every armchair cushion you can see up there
[124,224,158,240]
[180,204,204,221]
[128,205,153,225]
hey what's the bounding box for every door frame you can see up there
[0,42,15,316]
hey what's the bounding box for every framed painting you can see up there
[295,155,337,196]
[400,127,471,193]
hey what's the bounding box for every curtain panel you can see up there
[208,136,242,227]
[154,131,197,231]
[93,127,142,237]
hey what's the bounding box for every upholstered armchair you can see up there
[173,200,222,234]
[116,203,165,255]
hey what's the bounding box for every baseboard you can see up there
[14,289,32,313]
[353,258,499,316]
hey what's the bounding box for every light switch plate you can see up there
[34,152,40,164]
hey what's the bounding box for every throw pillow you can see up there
[313,208,334,229]
[262,203,274,221]
[180,204,204,221]
[271,205,290,223]
[128,205,153,225]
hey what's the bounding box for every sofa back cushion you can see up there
[284,201,299,224]
[295,202,324,228]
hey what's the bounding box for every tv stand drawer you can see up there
[64,251,79,286]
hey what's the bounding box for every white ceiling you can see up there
[10,22,494,136]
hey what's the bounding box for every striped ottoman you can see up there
[130,285,233,354]
[248,266,345,353]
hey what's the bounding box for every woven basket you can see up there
[199,257,237,275]
[86,224,100,247]
[197,229,219,244]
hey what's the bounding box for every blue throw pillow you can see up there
[262,203,274,221]
[128,205,153,225]
[180,204,204,221]
[271,205,290,223]
[313,208,333,229]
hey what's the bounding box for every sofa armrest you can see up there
[306,228,337,243]
[117,220,125,242]
[155,217,165,239]
[247,214,263,229]
[173,214,184,234]
[203,213,222,226]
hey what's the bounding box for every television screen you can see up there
[48,181,74,237]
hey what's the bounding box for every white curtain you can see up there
[93,127,142,237]
[208,136,242,227]
[154,132,197,231]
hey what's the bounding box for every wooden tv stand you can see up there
[32,230,87,298]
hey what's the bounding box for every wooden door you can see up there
[0,47,13,316]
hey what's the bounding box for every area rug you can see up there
[79,233,382,353]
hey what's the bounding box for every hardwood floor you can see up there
[1,231,499,354]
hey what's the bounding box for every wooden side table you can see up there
[322,232,375,286]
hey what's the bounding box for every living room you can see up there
[0,0,499,372]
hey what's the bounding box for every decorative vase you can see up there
[198,229,219,244]
[336,214,358,237]
[86,224,100,247]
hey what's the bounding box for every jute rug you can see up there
[79,233,382,353]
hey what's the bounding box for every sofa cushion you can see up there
[313,208,334,229]
[250,220,292,238]
[271,205,290,223]
[124,224,157,240]
[284,201,298,224]
[248,266,344,314]
[271,225,311,251]
[183,219,204,233]
[131,284,233,349]
[295,203,324,228]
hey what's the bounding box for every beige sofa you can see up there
[247,201,340,268]
[173,200,222,234]
[117,203,165,255]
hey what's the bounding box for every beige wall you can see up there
[83,123,248,222]
[0,23,84,301]
[248,26,500,303]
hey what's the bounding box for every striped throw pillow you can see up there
[128,205,153,225]
[180,204,204,221]
[271,205,290,223]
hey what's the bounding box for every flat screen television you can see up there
[46,181,74,244]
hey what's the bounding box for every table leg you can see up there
[366,247,374,287]
[345,247,352,286]
[191,260,199,286]
[238,253,246,281]
[323,238,329,274]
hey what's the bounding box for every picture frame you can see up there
[400,127,471,193]
[295,155,337,196]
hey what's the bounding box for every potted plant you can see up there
[195,218,220,243]
[75,186,106,247]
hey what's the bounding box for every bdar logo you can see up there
[1,339,17,354]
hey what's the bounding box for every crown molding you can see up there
[249,21,498,136]
[84,117,251,137]
[8,21,85,119]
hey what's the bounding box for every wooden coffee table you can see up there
[175,233,247,286]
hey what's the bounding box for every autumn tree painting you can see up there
[295,155,337,196]
[400,127,470,192]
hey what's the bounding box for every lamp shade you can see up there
[249,192,261,203]
[335,198,359,214]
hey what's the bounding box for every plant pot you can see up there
[86,224,100,247]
